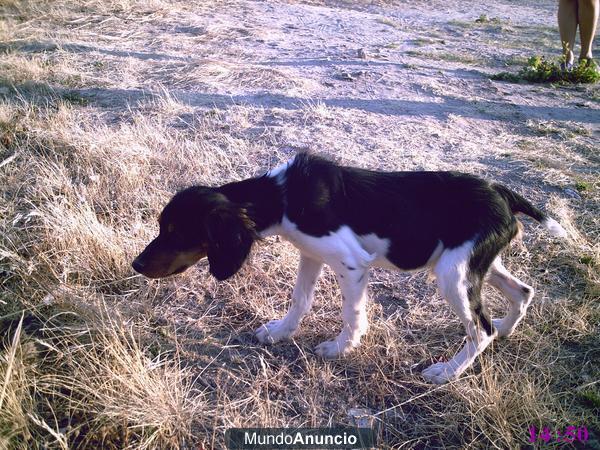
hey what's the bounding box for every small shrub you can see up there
[575,181,591,192]
[475,14,501,24]
[492,56,600,84]
[577,390,600,409]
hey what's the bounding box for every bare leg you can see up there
[487,258,534,337]
[578,0,599,60]
[314,265,369,358]
[559,0,579,65]
[422,242,497,384]
[255,255,322,343]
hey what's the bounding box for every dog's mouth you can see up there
[168,265,189,276]
[133,248,207,279]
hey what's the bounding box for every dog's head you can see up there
[132,187,256,281]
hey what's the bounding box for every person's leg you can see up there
[558,0,579,66]
[578,0,599,61]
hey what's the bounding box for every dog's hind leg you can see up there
[255,254,323,344]
[488,257,534,337]
[314,265,369,359]
[422,240,498,384]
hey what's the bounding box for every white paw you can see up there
[422,362,458,384]
[492,319,512,338]
[314,340,350,359]
[255,319,295,344]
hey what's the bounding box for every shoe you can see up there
[560,61,573,71]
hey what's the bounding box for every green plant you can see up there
[578,255,595,267]
[577,390,600,409]
[575,181,591,192]
[475,14,501,24]
[492,56,600,84]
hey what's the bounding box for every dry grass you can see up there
[1,0,599,448]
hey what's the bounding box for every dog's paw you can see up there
[255,319,295,344]
[314,340,350,359]
[422,362,458,384]
[492,318,512,338]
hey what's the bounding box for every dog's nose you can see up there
[132,258,145,274]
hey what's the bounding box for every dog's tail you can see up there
[493,184,567,238]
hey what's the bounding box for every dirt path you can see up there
[41,0,596,183]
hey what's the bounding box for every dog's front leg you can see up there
[255,254,323,344]
[315,266,369,359]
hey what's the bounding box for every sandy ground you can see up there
[8,0,598,174]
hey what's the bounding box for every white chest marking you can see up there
[278,217,374,269]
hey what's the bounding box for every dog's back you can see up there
[284,153,517,270]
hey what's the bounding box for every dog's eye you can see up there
[159,222,178,237]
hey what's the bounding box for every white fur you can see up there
[355,234,444,270]
[256,255,322,343]
[426,241,445,267]
[315,264,370,358]
[432,240,474,327]
[542,217,567,238]
[487,257,533,337]
[278,220,374,357]
[422,329,495,384]
[256,160,542,382]
[280,218,375,269]
[258,218,451,359]
[258,219,378,357]
[267,156,295,182]
[422,240,497,384]
[258,213,538,382]
[357,233,395,269]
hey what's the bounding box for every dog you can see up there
[132,152,566,384]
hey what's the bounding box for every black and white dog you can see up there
[132,152,566,384]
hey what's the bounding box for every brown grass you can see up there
[1,0,599,448]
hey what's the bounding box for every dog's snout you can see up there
[132,258,145,274]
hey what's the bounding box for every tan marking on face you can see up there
[164,248,207,275]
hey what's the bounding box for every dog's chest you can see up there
[270,216,395,269]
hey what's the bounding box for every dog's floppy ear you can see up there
[205,205,256,281]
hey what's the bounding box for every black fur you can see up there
[283,153,545,270]
[279,154,551,336]
[131,152,561,381]
[492,183,547,222]
[132,184,277,280]
[134,153,550,325]
[205,203,256,281]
